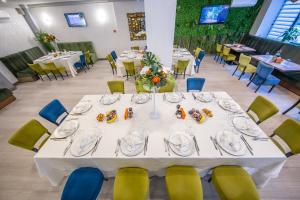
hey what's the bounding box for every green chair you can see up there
[222,47,236,67]
[122,61,136,80]
[232,54,256,80]
[28,63,52,81]
[107,80,125,94]
[165,166,203,200]
[194,47,202,59]
[113,168,149,200]
[174,59,189,79]
[211,166,260,200]
[214,44,223,63]
[135,81,150,93]
[140,60,145,68]
[106,54,117,75]
[131,46,140,51]
[44,62,68,80]
[270,119,300,157]
[158,75,176,93]
[85,50,94,67]
[247,96,279,124]
[8,119,51,152]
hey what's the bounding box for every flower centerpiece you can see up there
[35,30,58,52]
[136,51,168,119]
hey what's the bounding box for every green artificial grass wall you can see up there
[174,0,264,53]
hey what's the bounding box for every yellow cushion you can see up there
[212,166,260,200]
[165,166,203,200]
[244,64,256,73]
[113,168,149,200]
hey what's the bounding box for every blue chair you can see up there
[61,167,104,200]
[111,51,118,61]
[74,54,89,72]
[194,50,205,73]
[39,99,68,126]
[247,62,280,93]
[187,78,206,92]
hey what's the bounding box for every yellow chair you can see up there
[174,59,189,79]
[222,47,236,67]
[85,50,94,67]
[113,168,149,200]
[8,119,51,152]
[107,80,125,94]
[158,75,176,93]
[214,44,223,63]
[194,47,202,58]
[44,62,68,80]
[165,166,203,200]
[131,46,140,51]
[106,54,117,75]
[140,60,145,68]
[247,95,279,124]
[28,63,52,81]
[212,166,260,200]
[122,61,136,80]
[232,54,256,80]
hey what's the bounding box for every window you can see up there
[267,0,300,43]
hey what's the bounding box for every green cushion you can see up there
[212,166,260,200]
[165,166,203,200]
[0,88,12,101]
[113,168,149,200]
[23,47,44,63]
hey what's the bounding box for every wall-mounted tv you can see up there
[64,12,87,27]
[199,5,230,25]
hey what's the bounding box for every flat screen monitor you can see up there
[199,5,230,25]
[64,12,87,27]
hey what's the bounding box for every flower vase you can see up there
[150,87,160,119]
[51,42,59,52]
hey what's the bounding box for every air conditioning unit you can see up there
[0,10,10,20]
[231,0,258,7]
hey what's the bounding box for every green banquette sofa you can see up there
[0,88,16,110]
[57,41,98,63]
[0,47,45,82]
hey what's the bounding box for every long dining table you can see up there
[34,92,286,188]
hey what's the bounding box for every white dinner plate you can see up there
[215,130,247,156]
[195,92,213,102]
[70,133,98,157]
[133,93,150,104]
[218,99,241,113]
[120,134,145,157]
[232,116,260,137]
[165,93,182,103]
[72,103,92,114]
[100,94,120,105]
[168,132,194,157]
[54,119,79,139]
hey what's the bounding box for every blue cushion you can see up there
[252,74,280,86]
[61,167,104,200]
[39,99,68,125]
[111,51,118,61]
[74,62,83,69]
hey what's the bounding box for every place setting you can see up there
[70,101,93,115]
[163,92,184,103]
[192,92,214,103]
[218,99,243,114]
[131,93,151,104]
[115,130,149,157]
[99,94,121,105]
[51,119,79,141]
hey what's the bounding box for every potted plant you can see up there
[35,30,58,52]
[281,27,299,43]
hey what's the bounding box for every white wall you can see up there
[0,8,36,84]
[249,0,285,37]
[144,0,176,68]
[29,1,146,58]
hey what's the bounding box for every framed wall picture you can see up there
[127,12,146,41]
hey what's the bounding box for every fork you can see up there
[63,139,73,156]
[91,136,102,156]
[115,139,121,157]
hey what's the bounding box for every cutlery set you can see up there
[240,135,254,155]
[144,136,149,155]
[164,137,200,157]
[210,136,223,156]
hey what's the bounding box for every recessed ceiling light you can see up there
[1,0,7,3]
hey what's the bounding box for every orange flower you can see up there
[146,70,152,75]
[152,76,160,84]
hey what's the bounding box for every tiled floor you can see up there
[0,55,299,200]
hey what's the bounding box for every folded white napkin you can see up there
[123,134,144,152]
[219,131,241,152]
[169,134,191,153]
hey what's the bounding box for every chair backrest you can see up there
[198,50,205,61]
[111,51,118,61]
[187,78,206,92]
[39,99,68,125]
[84,51,93,64]
[239,54,251,66]
[256,62,274,79]
[8,119,48,152]
[135,81,150,93]
[123,61,135,72]
[247,95,279,124]
[140,60,145,68]
[61,167,104,200]
[216,44,222,53]
[131,46,140,51]
[44,62,58,70]
[158,76,176,93]
[223,46,231,56]
[106,55,116,69]
[176,59,189,72]
[80,54,86,65]
[273,119,300,156]
[28,63,45,74]
[107,80,125,94]
[194,47,202,58]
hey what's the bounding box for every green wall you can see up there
[174,0,264,53]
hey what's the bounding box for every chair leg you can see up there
[232,66,238,76]
[282,99,300,115]
[238,71,245,80]
[46,74,51,81]
[65,71,69,76]
[59,73,64,80]
[255,84,262,93]
[249,73,254,80]
[268,85,276,93]
[184,69,186,79]
[52,73,57,80]
[39,75,44,81]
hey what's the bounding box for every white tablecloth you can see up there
[34,92,286,187]
[34,51,82,77]
[116,49,195,77]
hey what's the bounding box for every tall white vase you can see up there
[149,87,160,119]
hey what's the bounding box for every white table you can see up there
[34,92,286,188]
[116,49,195,77]
[34,51,82,77]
